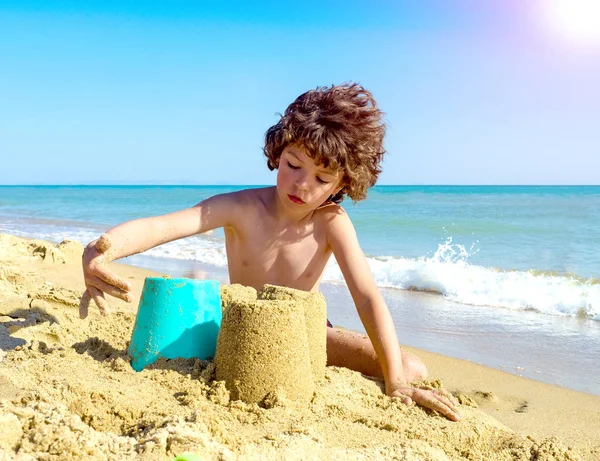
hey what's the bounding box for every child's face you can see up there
[276,144,343,211]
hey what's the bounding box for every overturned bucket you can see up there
[128,277,222,372]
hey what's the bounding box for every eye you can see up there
[287,161,300,170]
[316,177,330,184]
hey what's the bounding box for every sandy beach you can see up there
[1,233,598,460]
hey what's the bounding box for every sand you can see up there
[257,285,327,382]
[0,233,599,460]
[216,297,316,404]
[216,285,326,404]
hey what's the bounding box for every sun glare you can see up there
[542,0,600,45]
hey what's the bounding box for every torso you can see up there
[223,187,336,291]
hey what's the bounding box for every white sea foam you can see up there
[323,238,599,320]
[324,255,599,320]
[3,224,598,321]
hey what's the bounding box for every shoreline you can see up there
[125,252,600,397]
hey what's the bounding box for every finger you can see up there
[415,392,460,421]
[79,290,91,319]
[390,392,414,409]
[87,275,132,302]
[95,233,112,253]
[430,390,457,408]
[91,265,131,293]
[434,395,461,419]
[429,397,460,421]
[437,393,459,411]
[89,285,110,316]
[435,389,459,406]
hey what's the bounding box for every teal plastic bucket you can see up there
[128,277,222,372]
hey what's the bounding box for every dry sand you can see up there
[0,233,599,460]
[217,291,316,404]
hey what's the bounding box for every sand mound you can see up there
[220,284,257,310]
[216,285,327,404]
[258,284,327,381]
[0,234,83,265]
[216,298,315,404]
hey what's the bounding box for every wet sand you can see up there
[1,234,599,460]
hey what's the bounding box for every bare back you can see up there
[223,187,337,292]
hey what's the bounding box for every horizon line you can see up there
[1,183,598,187]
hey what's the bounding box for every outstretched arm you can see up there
[326,209,460,421]
[80,193,237,317]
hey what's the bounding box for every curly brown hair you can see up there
[263,83,386,203]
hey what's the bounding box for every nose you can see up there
[294,171,310,191]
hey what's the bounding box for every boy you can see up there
[80,83,459,421]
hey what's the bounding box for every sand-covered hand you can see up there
[80,233,132,318]
[389,384,461,422]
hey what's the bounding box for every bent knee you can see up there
[403,352,428,382]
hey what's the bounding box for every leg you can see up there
[326,327,428,382]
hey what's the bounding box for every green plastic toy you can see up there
[173,453,203,461]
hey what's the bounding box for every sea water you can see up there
[1,185,599,394]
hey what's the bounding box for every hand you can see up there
[387,382,461,422]
[79,233,132,319]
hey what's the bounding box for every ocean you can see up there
[1,185,599,394]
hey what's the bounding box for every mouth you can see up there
[288,194,305,205]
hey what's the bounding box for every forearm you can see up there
[103,210,201,261]
[357,294,407,386]
[102,219,162,261]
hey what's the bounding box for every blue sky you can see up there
[1,1,599,185]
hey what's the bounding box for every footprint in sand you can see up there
[455,393,478,408]
[474,391,498,402]
[469,391,502,410]
[515,401,530,413]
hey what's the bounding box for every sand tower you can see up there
[215,284,327,405]
[257,284,327,381]
[220,284,257,313]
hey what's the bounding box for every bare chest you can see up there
[224,221,332,291]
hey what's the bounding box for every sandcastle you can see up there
[215,284,327,405]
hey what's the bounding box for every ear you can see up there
[333,180,345,196]
[327,185,346,204]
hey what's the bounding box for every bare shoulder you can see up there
[316,202,347,221]
[315,203,356,243]
[197,187,267,210]
[190,187,268,230]
[230,187,274,213]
